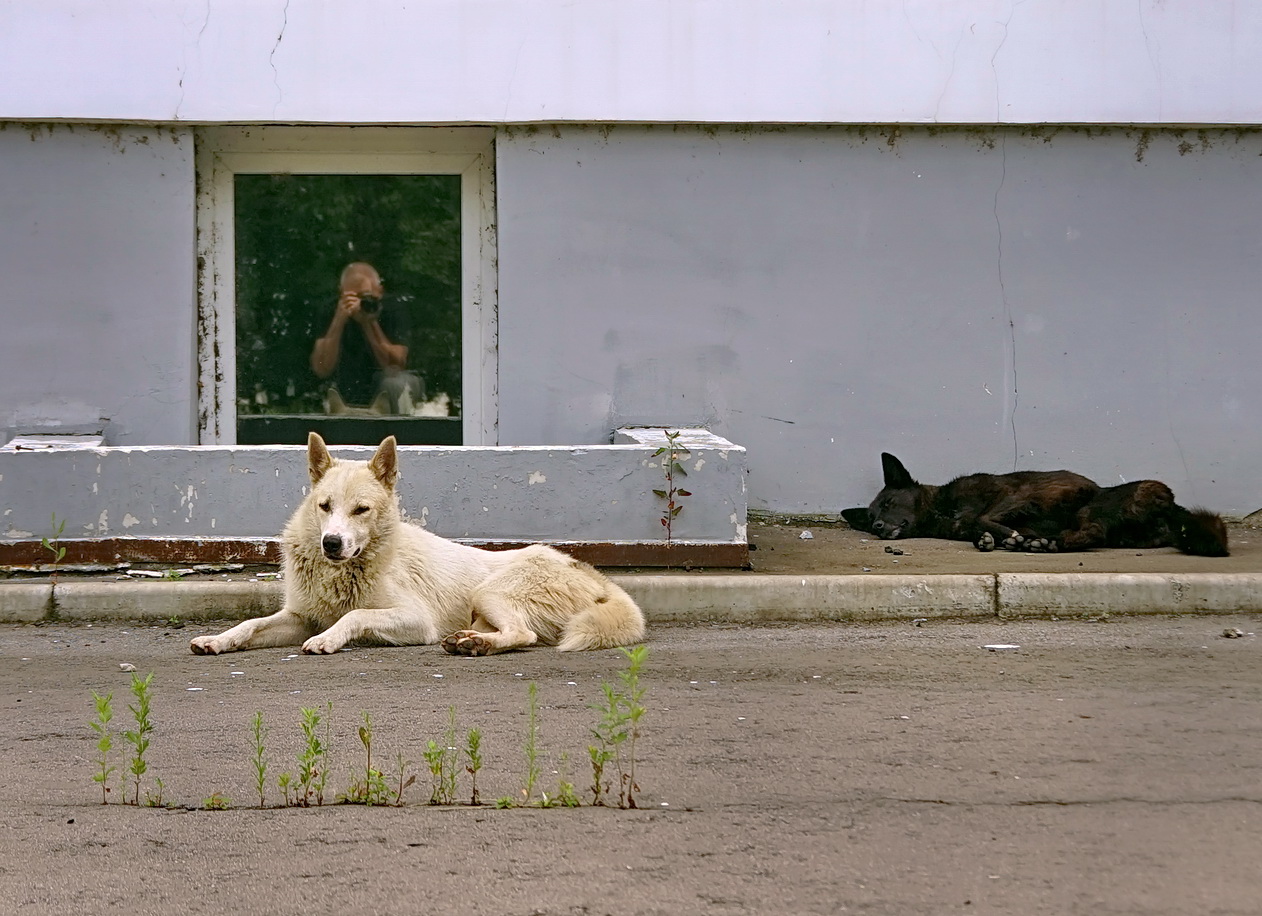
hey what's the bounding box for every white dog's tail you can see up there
[556,584,646,652]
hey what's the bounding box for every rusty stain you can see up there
[0,538,749,569]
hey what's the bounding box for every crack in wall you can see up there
[269,0,290,116]
[175,0,213,121]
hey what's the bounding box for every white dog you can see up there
[190,433,646,656]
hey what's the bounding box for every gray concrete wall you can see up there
[0,430,746,545]
[496,125,1262,516]
[3,122,1261,522]
[0,124,197,446]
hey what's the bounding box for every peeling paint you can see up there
[123,513,141,528]
[5,528,34,539]
[528,471,547,485]
[97,509,109,535]
[694,458,706,472]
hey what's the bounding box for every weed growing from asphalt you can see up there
[89,690,116,804]
[202,791,231,811]
[652,430,692,548]
[521,681,543,806]
[422,708,459,806]
[338,712,391,806]
[80,660,652,811]
[248,711,269,807]
[464,728,483,806]
[617,646,649,808]
[549,751,581,808]
[588,646,649,808]
[277,771,294,807]
[295,703,332,806]
[122,672,156,806]
[391,751,417,806]
[144,778,167,808]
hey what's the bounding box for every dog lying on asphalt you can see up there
[190,433,646,656]
[841,452,1228,556]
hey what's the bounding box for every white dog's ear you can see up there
[369,435,399,490]
[308,432,334,484]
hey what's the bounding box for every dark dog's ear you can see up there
[369,436,399,490]
[308,432,334,485]
[840,507,873,533]
[880,453,916,488]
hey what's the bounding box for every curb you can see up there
[2,573,1261,625]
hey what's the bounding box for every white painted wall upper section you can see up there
[4,1,1261,125]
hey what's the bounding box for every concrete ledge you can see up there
[0,582,53,622]
[622,574,996,624]
[50,579,280,623]
[2,572,1261,627]
[997,573,1262,618]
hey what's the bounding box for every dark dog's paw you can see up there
[1000,533,1025,551]
[1024,538,1057,553]
[442,630,494,657]
[976,532,996,552]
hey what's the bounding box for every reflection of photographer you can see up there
[310,261,422,413]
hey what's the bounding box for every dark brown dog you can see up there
[841,453,1228,556]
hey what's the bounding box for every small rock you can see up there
[1222,627,1245,639]
[799,530,814,540]
[119,663,137,672]
[884,546,904,555]
[912,618,928,627]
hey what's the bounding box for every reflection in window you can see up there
[233,174,461,444]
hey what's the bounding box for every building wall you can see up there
[2,1,1261,125]
[1,123,1260,517]
[496,125,1262,515]
[0,124,197,446]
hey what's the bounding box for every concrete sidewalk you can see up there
[4,519,1259,626]
[3,569,1261,626]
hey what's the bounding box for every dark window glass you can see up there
[233,174,462,444]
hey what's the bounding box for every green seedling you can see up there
[588,680,626,806]
[617,645,649,809]
[392,751,417,806]
[121,672,156,806]
[423,707,460,805]
[277,771,294,807]
[144,777,167,808]
[249,710,269,807]
[42,512,67,569]
[521,682,542,806]
[494,796,515,809]
[295,703,331,806]
[338,711,390,806]
[588,645,650,808]
[652,430,692,547]
[442,706,459,804]
[202,791,232,811]
[422,740,445,804]
[464,728,483,806]
[89,691,116,804]
[551,751,581,808]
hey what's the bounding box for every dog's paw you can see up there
[1000,533,1025,551]
[976,532,996,552]
[1025,537,1058,553]
[190,636,225,656]
[302,633,346,655]
[442,630,495,657]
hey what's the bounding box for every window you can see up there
[196,128,497,445]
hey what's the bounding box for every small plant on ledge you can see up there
[652,430,691,547]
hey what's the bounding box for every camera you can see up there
[357,294,382,315]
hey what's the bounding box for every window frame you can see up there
[195,126,498,445]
